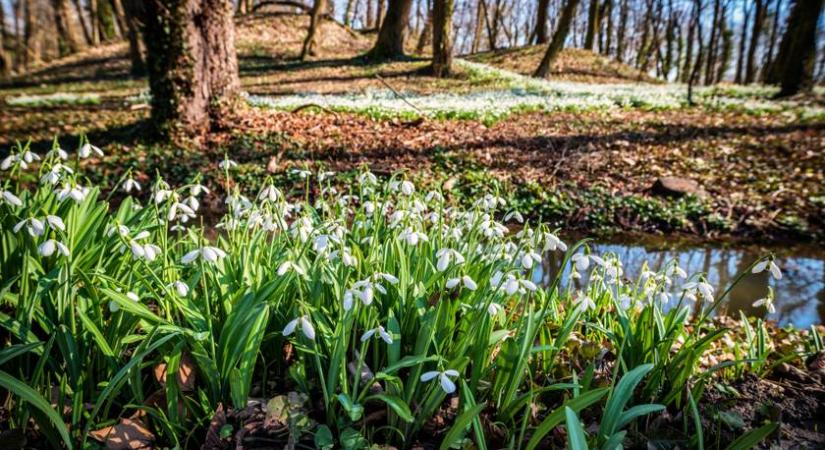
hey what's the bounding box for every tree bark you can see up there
[584,0,599,50]
[24,0,42,68]
[430,0,453,76]
[615,0,628,61]
[772,0,823,96]
[122,0,144,75]
[761,0,783,80]
[366,0,413,59]
[534,0,550,44]
[744,0,766,83]
[471,0,485,51]
[534,0,581,77]
[415,1,433,53]
[0,1,11,77]
[142,0,241,140]
[89,0,100,44]
[70,0,92,44]
[734,0,750,83]
[301,0,327,60]
[601,0,613,54]
[51,0,83,53]
[704,0,721,84]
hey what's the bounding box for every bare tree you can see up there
[122,0,144,75]
[0,1,12,76]
[534,0,550,43]
[744,0,766,83]
[366,0,413,59]
[735,0,751,83]
[772,0,823,95]
[584,0,600,49]
[534,0,582,77]
[51,0,83,53]
[430,0,453,76]
[142,0,241,139]
[301,0,328,60]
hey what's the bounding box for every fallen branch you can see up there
[375,74,426,116]
[290,103,340,118]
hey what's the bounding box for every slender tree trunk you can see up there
[366,0,374,27]
[51,0,83,53]
[584,0,599,49]
[377,0,385,28]
[534,0,581,77]
[343,0,355,26]
[716,25,732,82]
[415,0,433,53]
[301,0,327,59]
[24,0,42,68]
[772,0,823,95]
[70,0,92,44]
[681,0,700,83]
[367,0,413,59]
[761,0,783,80]
[745,0,766,83]
[616,0,628,61]
[89,0,100,44]
[535,0,550,44]
[663,8,675,79]
[0,1,11,77]
[110,0,127,35]
[122,0,144,75]
[142,0,241,140]
[471,0,485,51]
[735,0,750,83]
[704,0,721,84]
[602,0,613,54]
[430,0,453,76]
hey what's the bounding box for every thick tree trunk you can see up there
[534,0,581,77]
[745,0,766,83]
[52,0,83,53]
[584,0,599,50]
[735,0,750,83]
[122,0,144,76]
[24,0,42,68]
[301,0,327,60]
[71,0,92,44]
[534,0,550,44]
[773,0,823,96]
[366,0,413,59]
[430,0,452,76]
[142,0,241,140]
[110,0,128,36]
[376,0,385,28]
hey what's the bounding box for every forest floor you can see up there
[1,11,823,243]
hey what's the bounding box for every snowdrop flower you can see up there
[283,315,315,340]
[317,171,335,182]
[277,260,305,276]
[425,191,444,203]
[752,259,782,280]
[446,275,477,291]
[573,291,596,313]
[329,248,357,267]
[190,183,209,196]
[520,250,542,269]
[475,194,506,210]
[667,264,688,279]
[683,281,714,302]
[13,217,45,237]
[167,201,196,223]
[420,369,460,394]
[218,158,238,170]
[313,233,339,253]
[492,272,537,295]
[390,180,415,196]
[504,210,524,223]
[79,143,103,159]
[258,184,281,203]
[1,154,16,170]
[398,228,428,246]
[38,239,70,257]
[56,183,88,204]
[752,287,776,313]
[45,215,64,231]
[1,190,22,207]
[40,163,73,185]
[21,150,40,164]
[358,171,378,186]
[47,147,68,160]
[109,291,139,313]
[485,302,504,316]
[436,248,465,272]
[290,168,312,179]
[571,253,590,271]
[170,281,189,297]
[361,325,393,344]
[123,177,141,193]
[181,246,227,264]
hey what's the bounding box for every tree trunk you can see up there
[704,0,721,84]
[97,0,118,40]
[123,0,144,75]
[602,0,613,54]
[89,0,99,44]
[616,0,628,61]
[534,0,581,77]
[0,1,11,77]
[366,0,413,59]
[715,25,732,82]
[735,0,750,83]
[237,0,248,13]
[430,0,453,76]
[142,0,241,140]
[761,0,783,80]
[110,0,128,36]
[471,0,485,51]
[681,0,700,83]
[71,0,92,44]
[535,0,550,44]
[51,0,83,53]
[415,1,433,53]
[744,0,766,83]
[772,0,823,96]
[301,0,327,59]
[377,0,385,28]
[343,0,355,27]
[584,0,599,50]
[24,0,42,68]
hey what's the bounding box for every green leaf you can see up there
[336,393,364,421]
[565,407,589,450]
[439,403,486,450]
[599,363,654,439]
[0,370,73,449]
[723,422,778,450]
[367,394,414,423]
[526,388,609,450]
[616,403,665,430]
[314,425,334,450]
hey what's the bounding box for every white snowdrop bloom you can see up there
[258,185,281,203]
[446,275,477,291]
[667,264,687,279]
[436,248,465,272]
[573,292,596,312]
[283,315,315,340]
[343,289,356,311]
[361,325,393,344]
[218,159,238,170]
[109,291,139,313]
[13,217,45,237]
[141,244,161,261]
[420,369,460,394]
[1,154,16,170]
[358,171,378,186]
[185,195,200,211]
[504,210,524,223]
[313,233,339,253]
[107,224,130,237]
[329,248,357,267]
[571,253,590,271]
[290,217,314,242]
[425,191,444,203]
[520,251,542,269]
[47,147,68,160]
[398,180,415,195]
[752,259,782,280]
[475,194,506,210]
[123,178,141,193]
[46,215,65,231]
[170,281,189,297]
[38,239,70,257]
[486,302,504,316]
[21,150,40,164]
[398,228,428,246]
[181,246,227,264]
[696,281,714,302]
[657,291,671,304]
[79,143,103,159]
[167,201,196,223]
[56,183,88,204]
[277,260,306,276]
[375,273,399,284]
[317,171,335,182]
[752,289,776,314]
[289,168,312,179]
[190,183,209,196]
[1,190,22,207]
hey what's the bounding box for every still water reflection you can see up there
[533,236,825,328]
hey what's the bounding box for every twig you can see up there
[375,74,426,116]
[290,103,340,118]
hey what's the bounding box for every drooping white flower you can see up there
[486,302,504,316]
[520,250,542,269]
[258,184,281,203]
[56,183,88,204]
[752,259,782,280]
[571,253,590,271]
[361,325,393,344]
[436,248,465,272]
[181,246,227,264]
[420,369,460,394]
[446,275,477,291]
[1,190,22,207]
[47,147,68,160]
[167,201,196,223]
[13,218,45,237]
[123,178,141,193]
[358,171,378,186]
[109,290,140,313]
[79,143,103,159]
[218,159,238,170]
[398,228,428,246]
[573,291,595,313]
[38,239,70,257]
[21,150,40,164]
[170,280,189,297]
[277,260,305,276]
[752,288,776,314]
[190,183,210,196]
[504,210,524,223]
[46,215,65,231]
[283,315,315,340]
[1,154,16,170]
